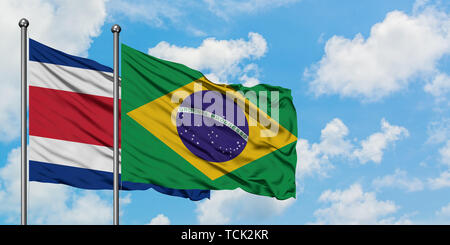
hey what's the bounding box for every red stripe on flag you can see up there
[29,86,120,147]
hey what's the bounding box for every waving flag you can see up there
[28,39,209,201]
[121,44,298,200]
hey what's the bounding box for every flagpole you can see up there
[19,18,29,226]
[111,24,121,226]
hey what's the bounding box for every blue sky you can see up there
[0,0,450,224]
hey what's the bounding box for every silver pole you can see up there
[19,18,29,226]
[111,24,121,226]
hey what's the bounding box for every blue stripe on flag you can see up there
[29,39,113,73]
[29,160,210,201]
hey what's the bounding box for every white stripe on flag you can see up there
[29,136,121,173]
[29,61,119,98]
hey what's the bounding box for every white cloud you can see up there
[413,0,431,13]
[318,118,353,156]
[424,72,450,99]
[297,118,408,178]
[0,84,20,143]
[296,118,350,178]
[203,0,300,20]
[240,74,261,87]
[428,170,450,190]
[0,147,115,224]
[436,202,450,217]
[305,6,450,101]
[426,140,450,189]
[46,190,112,225]
[240,63,261,87]
[1,0,108,56]
[148,214,171,225]
[427,118,450,144]
[438,140,450,166]
[0,0,108,142]
[0,148,23,220]
[352,119,409,164]
[312,183,410,224]
[296,139,333,178]
[426,122,450,190]
[372,169,424,192]
[195,189,295,224]
[148,32,267,85]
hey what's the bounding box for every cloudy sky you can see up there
[0,0,449,225]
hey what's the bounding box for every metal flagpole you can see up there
[111,24,121,226]
[19,18,29,226]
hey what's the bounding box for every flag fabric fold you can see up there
[121,44,298,200]
[28,39,209,201]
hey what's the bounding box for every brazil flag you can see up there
[121,44,298,200]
